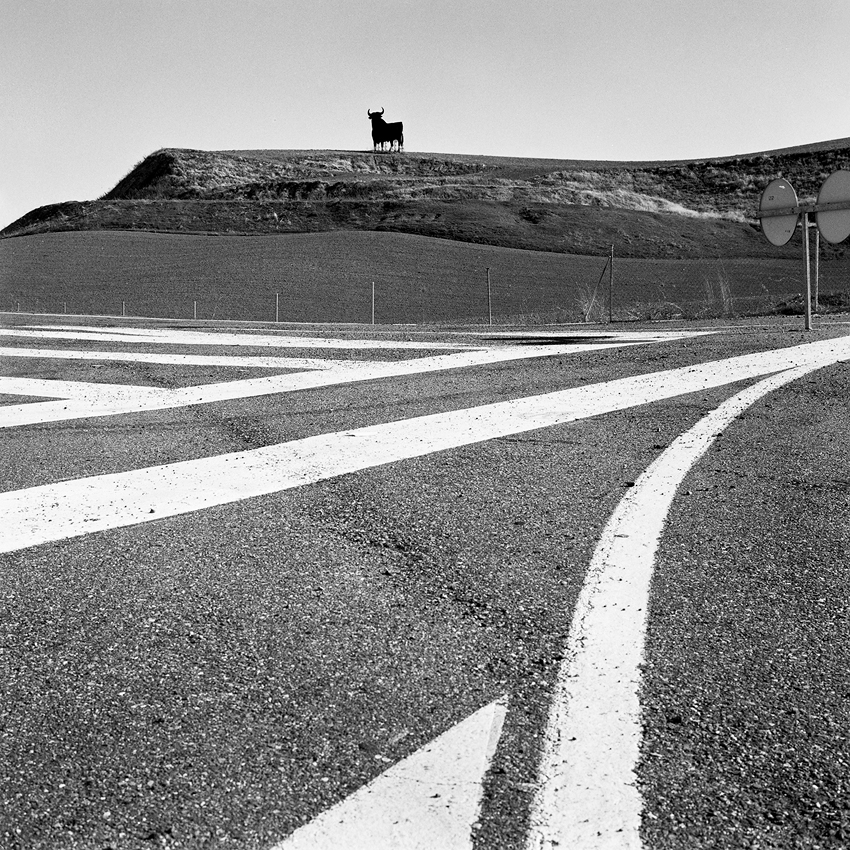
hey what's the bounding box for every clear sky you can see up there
[3,0,849,228]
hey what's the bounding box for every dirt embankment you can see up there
[5,143,850,260]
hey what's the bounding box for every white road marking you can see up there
[274,698,507,850]
[0,339,681,429]
[0,377,166,402]
[0,346,350,370]
[524,363,826,850]
[6,326,475,349]
[17,325,708,348]
[2,336,849,554]
[464,330,706,341]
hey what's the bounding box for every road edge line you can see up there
[525,363,820,850]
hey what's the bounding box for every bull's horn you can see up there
[379,107,384,115]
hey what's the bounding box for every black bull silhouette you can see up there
[367,108,404,152]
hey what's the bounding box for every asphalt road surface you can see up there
[1,314,848,850]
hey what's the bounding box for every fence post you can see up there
[371,282,375,325]
[193,300,198,320]
[608,244,614,323]
[487,268,492,325]
[275,292,279,323]
[121,300,126,317]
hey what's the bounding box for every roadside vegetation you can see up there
[3,140,850,323]
[6,141,850,260]
[2,230,846,325]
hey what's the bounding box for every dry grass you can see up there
[2,230,846,324]
[8,144,850,265]
[96,143,850,224]
[4,142,850,326]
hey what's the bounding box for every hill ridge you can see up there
[4,140,850,260]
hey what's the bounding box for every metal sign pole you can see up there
[814,228,820,313]
[802,213,812,331]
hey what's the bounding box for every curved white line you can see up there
[525,362,824,850]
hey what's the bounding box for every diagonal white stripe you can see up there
[7,326,476,349]
[0,339,666,429]
[2,336,849,554]
[0,346,351,370]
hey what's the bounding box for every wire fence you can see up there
[575,255,850,323]
[2,232,849,325]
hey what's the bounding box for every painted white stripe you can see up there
[0,377,165,401]
[0,329,160,345]
[2,336,849,554]
[524,362,823,850]
[8,326,475,350]
[0,346,351,370]
[0,340,665,429]
[466,330,708,341]
[22,325,708,347]
[274,698,507,850]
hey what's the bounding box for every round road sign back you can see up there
[816,170,850,244]
[759,178,799,246]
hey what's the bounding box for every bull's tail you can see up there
[399,130,404,151]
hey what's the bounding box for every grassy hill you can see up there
[4,141,850,323]
[5,141,850,260]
